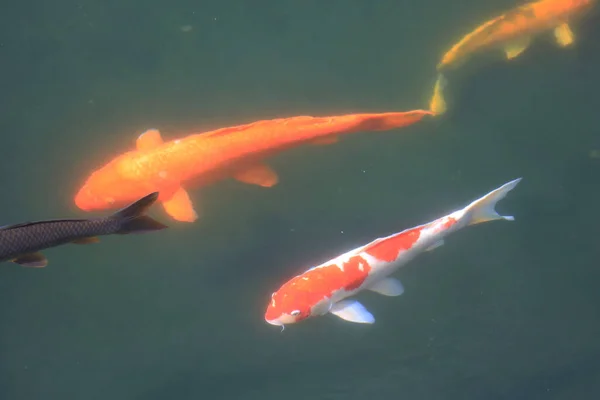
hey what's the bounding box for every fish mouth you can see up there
[74,194,90,210]
[74,186,94,210]
[265,318,283,327]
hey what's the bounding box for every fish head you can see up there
[75,155,147,211]
[265,275,333,328]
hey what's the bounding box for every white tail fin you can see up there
[465,178,521,226]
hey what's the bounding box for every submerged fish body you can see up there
[74,111,433,223]
[0,192,167,268]
[429,0,595,115]
[265,178,522,327]
[438,0,594,71]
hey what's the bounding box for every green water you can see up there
[1,0,599,399]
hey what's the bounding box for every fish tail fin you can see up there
[429,73,448,116]
[112,192,169,234]
[463,178,521,226]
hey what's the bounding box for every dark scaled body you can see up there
[0,192,167,267]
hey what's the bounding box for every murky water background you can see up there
[0,0,599,398]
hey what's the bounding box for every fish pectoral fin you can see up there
[162,187,199,222]
[425,239,444,252]
[368,277,405,297]
[554,23,574,47]
[503,36,531,59]
[329,300,375,324]
[72,237,100,244]
[136,129,164,151]
[233,163,279,187]
[310,136,339,146]
[12,252,48,268]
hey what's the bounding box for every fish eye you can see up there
[290,310,300,317]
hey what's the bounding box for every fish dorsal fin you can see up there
[162,186,198,222]
[0,221,40,230]
[136,129,164,151]
[12,252,48,268]
[504,36,531,59]
[0,220,88,231]
[199,121,261,139]
[368,277,404,296]
[233,163,279,187]
[329,300,375,324]
[554,23,574,47]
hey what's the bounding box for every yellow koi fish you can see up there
[429,0,595,115]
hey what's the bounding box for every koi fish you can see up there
[75,110,432,222]
[265,178,521,328]
[0,192,167,268]
[429,0,595,115]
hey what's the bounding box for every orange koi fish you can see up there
[265,178,521,328]
[75,110,432,222]
[429,0,595,115]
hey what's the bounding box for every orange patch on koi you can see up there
[364,228,421,262]
[441,217,458,230]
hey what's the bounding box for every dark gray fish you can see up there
[0,192,167,268]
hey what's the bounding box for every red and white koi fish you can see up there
[265,178,521,328]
